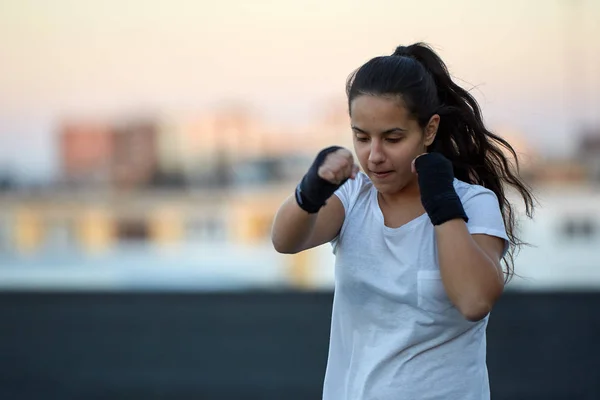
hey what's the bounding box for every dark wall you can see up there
[0,291,599,400]
[486,292,600,400]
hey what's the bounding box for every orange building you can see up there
[60,121,114,185]
[59,118,160,189]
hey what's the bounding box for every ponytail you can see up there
[347,42,535,281]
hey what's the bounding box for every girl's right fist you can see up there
[317,147,360,185]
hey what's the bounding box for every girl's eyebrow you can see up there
[351,126,408,135]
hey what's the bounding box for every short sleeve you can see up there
[332,171,367,215]
[330,172,369,252]
[460,184,510,258]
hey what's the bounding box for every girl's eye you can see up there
[355,136,369,142]
[386,138,401,143]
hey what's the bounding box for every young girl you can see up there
[271,42,534,400]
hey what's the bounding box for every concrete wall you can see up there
[0,290,598,399]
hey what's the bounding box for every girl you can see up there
[271,42,534,400]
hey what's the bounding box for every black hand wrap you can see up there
[414,153,469,226]
[295,146,347,214]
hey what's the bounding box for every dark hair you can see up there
[346,42,535,282]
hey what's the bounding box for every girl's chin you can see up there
[372,177,417,195]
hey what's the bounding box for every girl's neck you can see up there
[378,178,421,208]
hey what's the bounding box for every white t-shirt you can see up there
[323,171,509,400]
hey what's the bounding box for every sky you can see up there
[0,0,599,181]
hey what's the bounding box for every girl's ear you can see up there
[424,114,440,146]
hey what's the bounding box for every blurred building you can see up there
[0,185,287,254]
[112,120,159,189]
[153,102,351,188]
[60,120,114,185]
[576,128,600,182]
[157,106,268,187]
[520,127,600,185]
[57,100,355,193]
[60,118,159,190]
[5,104,599,291]
[0,182,321,288]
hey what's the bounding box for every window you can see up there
[561,218,597,240]
[185,216,226,242]
[116,219,149,242]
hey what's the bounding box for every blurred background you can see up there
[0,0,599,398]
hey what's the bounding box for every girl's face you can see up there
[350,95,439,196]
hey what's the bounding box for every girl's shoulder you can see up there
[453,178,499,203]
[333,171,373,213]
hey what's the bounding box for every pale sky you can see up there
[0,0,599,181]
